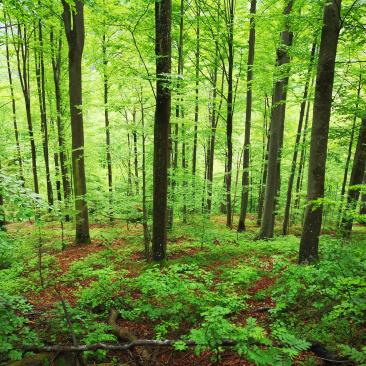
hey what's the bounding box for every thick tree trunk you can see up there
[360,171,366,217]
[299,0,341,263]
[35,24,54,208]
[4,17,24,184]
[225,0,235,228]
[13,24,40,195]
[102,32,113,220]
[237,0,256,232]
[258,0,293,239]
[152,0,171,261]
[51,29,71,212]
[62,0,91,244]
[341,117,366,237]
[282,42,316,235]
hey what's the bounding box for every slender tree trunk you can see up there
[102,32,113,220]
[132,110,139,195]
[62,0,91,244]
[127,131,133,195]
[360,171,366,217]
[258,0,293,239]
[294,76,314,215]
[338,74,362,222]
[35,24,54,208]
[257,95,270,226]
[192,1,200,177]
[341,117,366,237]
[4,17,24,184]
[225,0,235,228]
[0,160,5,231]
[152,0,172,261]
[282,42,316,235]
[299,0,341,263]
[13,24,40,195]
[51,29,71,213]
[139,94,150,259]
[237,0,256,232]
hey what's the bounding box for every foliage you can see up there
[0,293,39,361]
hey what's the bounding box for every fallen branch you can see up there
[22,339,352,364]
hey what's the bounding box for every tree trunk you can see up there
[237,0,256,232]
[258,0,293,239]
[51,29,72,214]
[62,0,91,244]
[102,32,113,221]
[139,94,150,259]
[299,0,341,263]
[225,0,235,228]
[152,0,171,261]
[4,16,24,184]
[257,96,270,226]
[338,74,362,223]
[360,171,366,217]
[341,117,366,237]
[35,23,54,208]
[282,42,316,235]
[13,24,40,195]
[192,1,200,177]
[0,160,5,231]
[132,110,139,195]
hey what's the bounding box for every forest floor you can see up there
[2,215,366,366]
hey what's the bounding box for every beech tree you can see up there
[299,0,341,264]
[62,0,91,244]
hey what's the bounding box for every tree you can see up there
[258,0,293,239]
[341,117,366,237]
[299,0,341,264]
[152,0,172,261]
[238,0,257,232]
[62,0,91,244]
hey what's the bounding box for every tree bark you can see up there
[341,117,366,237]
[102,32,113,221]
[4,15,24,184]
[299,0,341,263]
[237,0,256,232]
[35,23,54,208]
[12,24,40,195]
[152,0,171,261]
[282,42,316,235]
[225,0,235,228]
[51,28,72,213]
[62,0,91,244]
[258,0,293,239]
[132,109,139,195]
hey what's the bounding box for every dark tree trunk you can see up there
[35,23,54,208]
[299,0,341,263]
[341,118,366,237]
[282,42,316,235]
[237,0,256,232]
[51,29,71,213]
[126,128,132,195]
[13,24,40,195]
[152,0,171,261]
[62,0,91,244]
[4,16,24,184]
[225,0,235,228]
[102,32,113,220]
[258,0,293,239]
